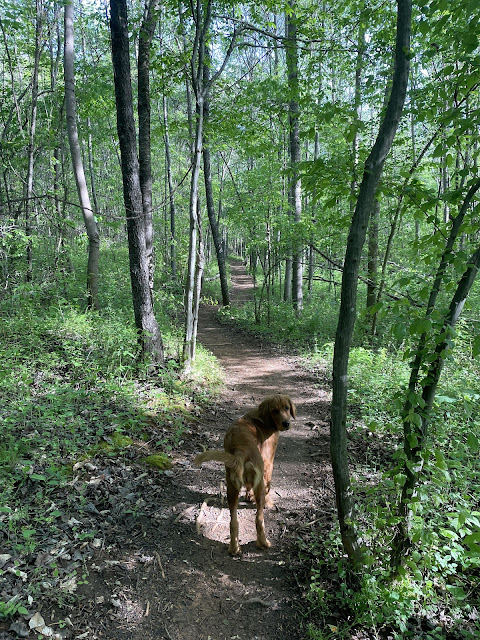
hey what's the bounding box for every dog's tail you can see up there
[195,450,238,468]
[195,450,262,492]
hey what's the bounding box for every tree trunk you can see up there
[350,2,366,213]
[163,92,177,280]
[25,0,43,283]
[367,199,379,312]
[183,94,205,367]
[330,0,412,567]
[138,0,160,297]
[109,0,164,367]
[285,0,303,313]
[64,0,100,309]
[202,50,230,306]
[183,0,240,370]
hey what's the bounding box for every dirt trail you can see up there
[73,260,334,640]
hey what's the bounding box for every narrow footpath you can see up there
[73,260,334,640]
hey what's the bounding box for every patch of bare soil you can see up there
[2,261,334,640]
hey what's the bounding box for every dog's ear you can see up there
[289,398,296,419]
[258,396,275,420]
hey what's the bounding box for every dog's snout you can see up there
[282,420,290,430]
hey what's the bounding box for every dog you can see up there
[195,394,296,555]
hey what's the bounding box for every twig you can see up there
[154,551,166,578]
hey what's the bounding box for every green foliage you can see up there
[218,282,340,348]
[0,245,221,618]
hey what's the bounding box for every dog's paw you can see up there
[228,543,242,556]
[244,489,254,502]
[256,537,271,550]
[265,496,274,508]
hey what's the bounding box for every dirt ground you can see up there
[3,261,335,640]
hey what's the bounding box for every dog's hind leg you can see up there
[253,480,271,550]
[227,480,241,556]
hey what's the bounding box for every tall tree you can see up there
[25,0,43,282]
[138,0,160,296]
[202,47,230,307]
[330,0,412,566]
[64,0,100,309]
[285,0,303,312]
[159,8,177,281]
[109,0,164,366]
[183,0,240,369]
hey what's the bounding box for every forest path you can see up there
[76,260,334,640]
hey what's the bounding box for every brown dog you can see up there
[195,394,296,555]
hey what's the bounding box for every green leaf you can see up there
[464,532,480,551]
[446,585,467,600]
[472,335,480,357]
[467,433,479,452]
[409,317,432,335]
[434,448,448,470]
[393,322,406,340]
[31,473,46,482]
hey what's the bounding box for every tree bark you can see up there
[330,0,412,567]
[285,0,303,312]
[162,92,177,280]
[350,2,366,213]
[138,0,160,297]
[110,0,164,366]
[25,0,43,283]
[367,199,379,312]
[183,0,240,370]
[202,49,230,306]
[183,92,205,368]
[64,0,100,309]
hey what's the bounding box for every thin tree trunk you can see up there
[286,0,302,312]
[330,0,412,567]
[64,0,100,309]
[110,0,164,366]
[25,0,43,283]
[138,0,160,297]
[350,2,366,213]
[163,93,177,280]
[202,49,229,306]
[182,0,209,370]
[183,0,240,369]
[79,15,100,220]
[183,95,204,367]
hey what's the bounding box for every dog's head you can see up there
[258,394,296,431]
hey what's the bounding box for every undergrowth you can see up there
[299,335,480,638]
[220,280,480,639]
[0,246,223,619]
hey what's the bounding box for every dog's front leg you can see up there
[227,481,241,555]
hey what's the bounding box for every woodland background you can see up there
[1,0,480,638]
